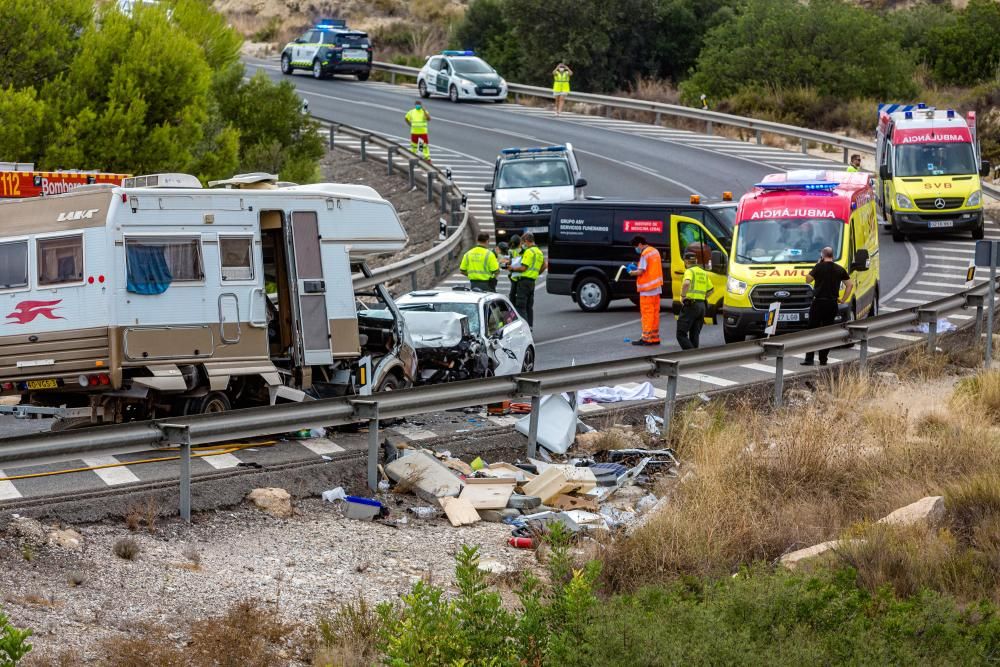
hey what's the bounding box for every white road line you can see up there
[950,314,973,320]
[906,288,955,297]
[680,373,737,387]
[883,239,920,302]
[881,332,923,342]
[868,346,885,353]
[202,453,242,469]
[741,362,792,375]
[893,297,930,304]
[0,472,21,500]
[392,425,439,441]
[880,306,900,312]
[300,438,345,456]
[916,280,964,288]
[924,246,973,255]
[924,255,970,263]
[82,456,141,486]
[537,319,635,346]
[921,271,966,279]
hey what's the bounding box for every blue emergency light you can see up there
[316,18,346,29]
[755,181,838,191]
[904,111,913,119]
[918,103,928,109]
[501,145,566,156]
[442,50,474,56]
[947,109,956,118]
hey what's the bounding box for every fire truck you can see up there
[0,163,129,200]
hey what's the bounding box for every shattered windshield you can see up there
[398,302,481,333]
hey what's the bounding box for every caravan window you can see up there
[38,235,84,286]
[219,236,254,282]
[125,237,204,294]
[0,241,28,290]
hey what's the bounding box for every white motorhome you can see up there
[0,173,415,428]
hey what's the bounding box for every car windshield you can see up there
[734,218,844,264]
[707,205,736,246]
[498,159,572,189]
[451,57,494,74]
[894,142,977,177]
[398,301,480,333]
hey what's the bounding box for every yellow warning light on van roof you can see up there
[722,191,732,201]
[690,195,700,204]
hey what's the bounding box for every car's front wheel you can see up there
[576,276,610,312]
[280,54,292,75]
[521,346,535,373]
[357,71,370,82]
[312,60,324,79]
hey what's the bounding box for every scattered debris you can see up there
[321,487,347,503]
[514,394,579,455]
[577,382,656,404]
[440,496,481,527]
[247,488,293,519]
[459,478,517,509]
[522,466,597,505]
[344,496,382,522]
[385,451,463,501]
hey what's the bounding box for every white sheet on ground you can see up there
[577,382,656,404]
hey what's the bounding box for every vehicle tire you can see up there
[890,215,905,242]
[312,60,324,80]
[375,373,402,393]
[183,391,231,416]
[280,54,292,75]
[521,346,535,373]
[418,80,430,98]
[723,328,744,344]
[973,223,985,240]
[575,276,610,312]
[449,85,459,103]
[357,71,370,81]
[869,287,879,318]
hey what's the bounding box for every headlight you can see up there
[500,78,507,87]
[727,276,747,295]
[895,192,914,209]
[495,205,508,214]
[967,190,982,207]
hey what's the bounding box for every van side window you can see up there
[38,235,84,286]
[125,237,204,295]
[220,236,254,282]
[0,240,29,290]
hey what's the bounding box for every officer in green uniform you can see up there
[460,232,500,291]
[504,234,522,302]
[676,251,713,350]
[511,232,545,327]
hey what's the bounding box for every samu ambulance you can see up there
[721,171,879,343]
[876,104,990,241]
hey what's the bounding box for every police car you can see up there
[280,19,372,81]
[417,51,508,103]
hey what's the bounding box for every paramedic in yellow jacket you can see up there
[404,100,431,160]
[552,63,573,116]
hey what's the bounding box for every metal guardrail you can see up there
[0,279,993,502]
[371,61,1000,202]
[324,118,473,292]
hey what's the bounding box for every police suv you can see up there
[484,145,586,239]
[417,51,508,103]
[280,19,372,81]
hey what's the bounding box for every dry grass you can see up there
[124,496,159,533]
[602,363,1000,592]
[313,596,384,667]
[113,537,141,561]
[953,372,1000,422]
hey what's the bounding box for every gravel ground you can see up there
[1,497,534,664]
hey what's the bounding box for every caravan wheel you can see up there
[183,392,231,415]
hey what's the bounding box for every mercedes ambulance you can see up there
[876,104,990,241]
[721,171,879,343]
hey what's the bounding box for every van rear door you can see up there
[288,211,333,366]
[670,214,728,316]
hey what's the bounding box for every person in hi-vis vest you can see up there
[404,100,431,160]
[627,235,663,346]
[552,62,573,116]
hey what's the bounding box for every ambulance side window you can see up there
[219,236,255,282]
[38,234,84,286]
[0,240,28,290]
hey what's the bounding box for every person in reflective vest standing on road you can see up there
[627,236,662,346]
[511,232,545,328]
[552,62,573,116]
[460,232,500,291]
[405,100,431,161]
[676,251,714,350]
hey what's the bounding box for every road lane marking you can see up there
[202,453,242,469]
[680,373,737,387]
[82,456,140,486]
[880,332,923,341]
[741,362,792,375]
[300,439,345,456]
[0,472,21,500]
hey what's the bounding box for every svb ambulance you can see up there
[876,104,989,241]
[721,171,879,343]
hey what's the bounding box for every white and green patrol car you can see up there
[280,19,372,81]
[417,51,508,103]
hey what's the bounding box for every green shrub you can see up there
[0,609,31,666]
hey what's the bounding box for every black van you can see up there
[546,198,736,312]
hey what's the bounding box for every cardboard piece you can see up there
[385,451,463,499]
[459,478,517,509]
[440,496,481,526]
[483,462,535,482]
[549,493,599,512]
[522,466,597,505]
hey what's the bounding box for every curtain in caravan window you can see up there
[126,244,173,294]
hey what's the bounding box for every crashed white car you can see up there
[396,288,535,383]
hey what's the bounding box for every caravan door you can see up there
[288,211,333,366]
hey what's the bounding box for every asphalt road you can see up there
[244,59,920,371]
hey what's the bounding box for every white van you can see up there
[485,144,586,239]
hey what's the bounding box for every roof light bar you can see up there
[442,50,474,56]
[947,109,956,118]
[500,145,567,155]
[316,18,346,29]
[904,111,913,120]
[754,181,838,191]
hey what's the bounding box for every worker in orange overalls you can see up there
[627,235,663,346]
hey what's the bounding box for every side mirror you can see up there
[483,183,495,192]
[879,164,891,180]
[852,248,870,272]
[710,250,727,273]
[981,160,992,178]
[575,177,588,188]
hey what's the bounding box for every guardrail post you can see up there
[386,146,396,175]
[409,159,418,189]
[433,259,441,277]
[848,324,870,372]
[329,123,336,150]
[515,378,544,459]
[969,294,986,339]
[360,135,369,161]
[352,400,380,492]
[843,147,849,164]
[440,188,448,213]
[756,129,762,145]
[158,423,192,523]
[451,198,461,228]
[706,120,713,136]
[654,111,661,125]
[800,138,808,154]
[653,359,680,442]
[762,342,785,408]
[390,71,396,85]
[919,309,938,354]
[426,173,436,203]
[410,272,418,292]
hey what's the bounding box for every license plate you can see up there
[344,49,367,59]
[526,226,548,233]
[481,88,497,94]
[26,379,57,390]
[928,220,954,229]
[777,313,801,322]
